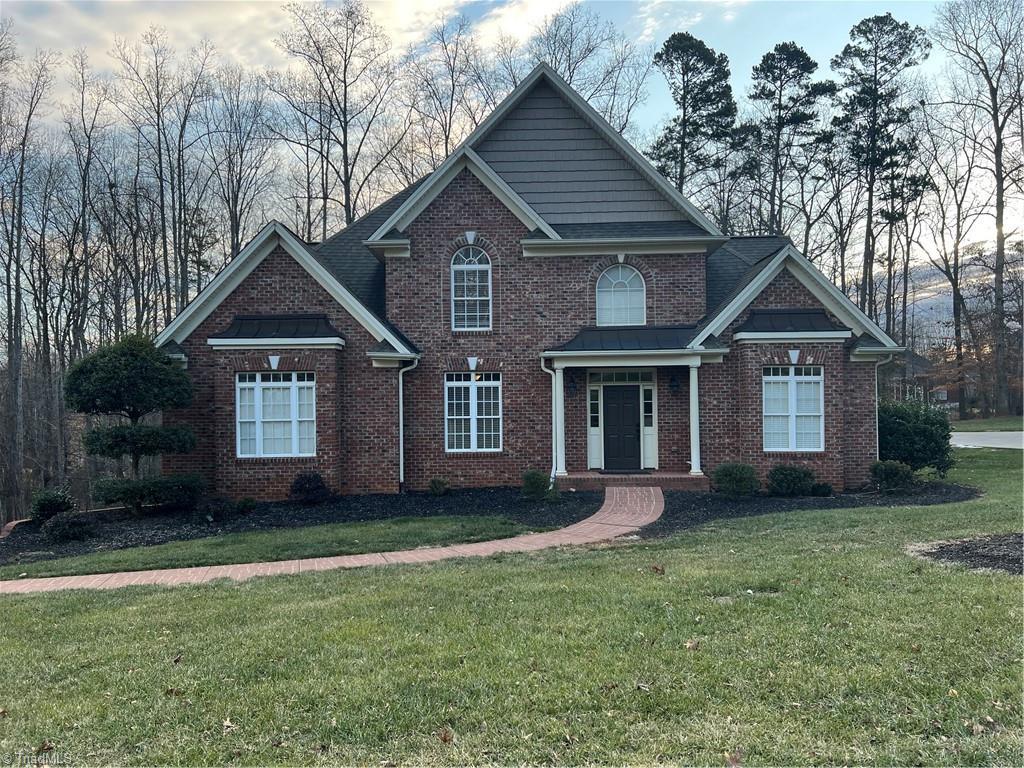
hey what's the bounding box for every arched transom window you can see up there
[596,264,646,326]
[451,246,492,331]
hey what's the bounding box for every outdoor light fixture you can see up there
[669,373,680,393]
[566,378,578,397]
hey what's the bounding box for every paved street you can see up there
[951,432,1024,450]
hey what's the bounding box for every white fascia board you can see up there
[207,337,346,350]
[851,346,905,361]
[155,221,415,356]
[366,350,420,360]
[542,349,705,369]
[734,331,853,342]
[367,149,559,241]
[690,245,900,349]
[522,237,725,258]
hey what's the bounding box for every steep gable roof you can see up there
[367,63,722,242]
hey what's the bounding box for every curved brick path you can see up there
[0,487,663,595]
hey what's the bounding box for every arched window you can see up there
[451,246,492,330]
[596,264,645,326]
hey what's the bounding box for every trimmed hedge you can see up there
[428,477,450,496]
[767,464,816,497]
[878,400,953,475]
[31,486,77,521]
[521,470,551,501]
[83,424,196,461]
[94,474,204,514]
[289,472,332,505]
[871,460,915,493]
[712,463,760,497]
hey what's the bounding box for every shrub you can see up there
[41,513,96,543]
[428,477,450,496]
[196,496,236,523]
[810,482,833,497]
[878,400,953,475]
[871,460,915,493]
[712,463,760,497]
[767,464,816,497]
[289,472,331,505]
[94,474,204,514]
[31,486,77,521]
[522,469,551,501]
[236,497,257,516]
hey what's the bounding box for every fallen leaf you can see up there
[650,564,665,575]
[37,741,54,754]
[685,639,701,651]
[636,682,651,692]
[164,688,185,697]
[437,726,454,745]
[223,718,237,733]
[172,654,182,665]
[726,748,743,767]
[972,723,985,736]
[911,644,921,653]
[948,688,959,698]
[0,708,7,718]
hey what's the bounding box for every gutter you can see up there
[540,357,558,487]
[874,354,894,459]
[397,356,420,489]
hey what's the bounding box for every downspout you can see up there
[874,354,894,458]
[398,357,419,490]
[540,357,557,487]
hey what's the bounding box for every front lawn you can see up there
[952,415,1024,431]
[0,515,530,579]
[0,449,1020,765]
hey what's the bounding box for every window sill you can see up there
[451,329,493,336]
[235,455,318,462]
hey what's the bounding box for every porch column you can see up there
[554,367,567,475]
[689,364,703,475]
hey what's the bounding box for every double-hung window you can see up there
[236,372,316,457]
[451,246,492,330]
[762,366,824,452]
[445,372,502,452]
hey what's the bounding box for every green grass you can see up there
[0,450,1020,766]
[952,415,1024,431]
[0,515,531,579]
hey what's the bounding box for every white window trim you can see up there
[451,247,493,332]
[444,373,502,453]
[236,372,316,458]
[595,264,646,327]
[762,366,824,453]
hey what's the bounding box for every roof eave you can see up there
[523,236,727,257]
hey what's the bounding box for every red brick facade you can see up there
[164,171,881,499]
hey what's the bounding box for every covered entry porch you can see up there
[542,326,725,489]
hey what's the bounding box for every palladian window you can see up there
[596,264,645,326]
[451,246,492,331]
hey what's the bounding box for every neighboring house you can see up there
[156,64,902,500]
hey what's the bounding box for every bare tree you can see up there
[935,0,1024,414]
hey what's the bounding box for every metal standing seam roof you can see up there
[735,309,850,334]
[548,325,701,352]
[209,314,343,340]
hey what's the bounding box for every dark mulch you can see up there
[640,481,981,540]
[921,533,1023,575]
[0,488,602,568]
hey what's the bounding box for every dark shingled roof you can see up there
[736,309,850,334]
[704,236,791,316]
[548,324,700,352]
[160,339,185,356]
[311,180,426,317]
[524,221,713,240]
[210,314,342,340]
[853,332,889,350]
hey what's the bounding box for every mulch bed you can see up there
[0,487,602,568]
[919,533,1023,575]
[639,481,981,540]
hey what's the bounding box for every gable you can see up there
[474,80,684,225]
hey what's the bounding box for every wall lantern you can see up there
[668,373,681,393]
[566,377,578,398]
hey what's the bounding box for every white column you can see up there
[554,367,567,475]
[689,364,703,475]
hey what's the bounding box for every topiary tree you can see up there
[65,335,199,511]
[878,400,953,476]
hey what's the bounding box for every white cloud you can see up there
[635,0,704,45]
[472,0,575,46]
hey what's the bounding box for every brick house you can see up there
[156,64,902,500]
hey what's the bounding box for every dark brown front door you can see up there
[603,385,641,471]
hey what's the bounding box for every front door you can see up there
[602,385,641,471]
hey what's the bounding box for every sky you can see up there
[4,0,945,132]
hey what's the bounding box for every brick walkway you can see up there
[0,487,663,595]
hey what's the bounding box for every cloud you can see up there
[635,0,704,45]
[472,0,575,46]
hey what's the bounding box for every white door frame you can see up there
[586,368,658,470]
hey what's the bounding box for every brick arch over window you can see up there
[448,234,498,332]
[585,256,655,326]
